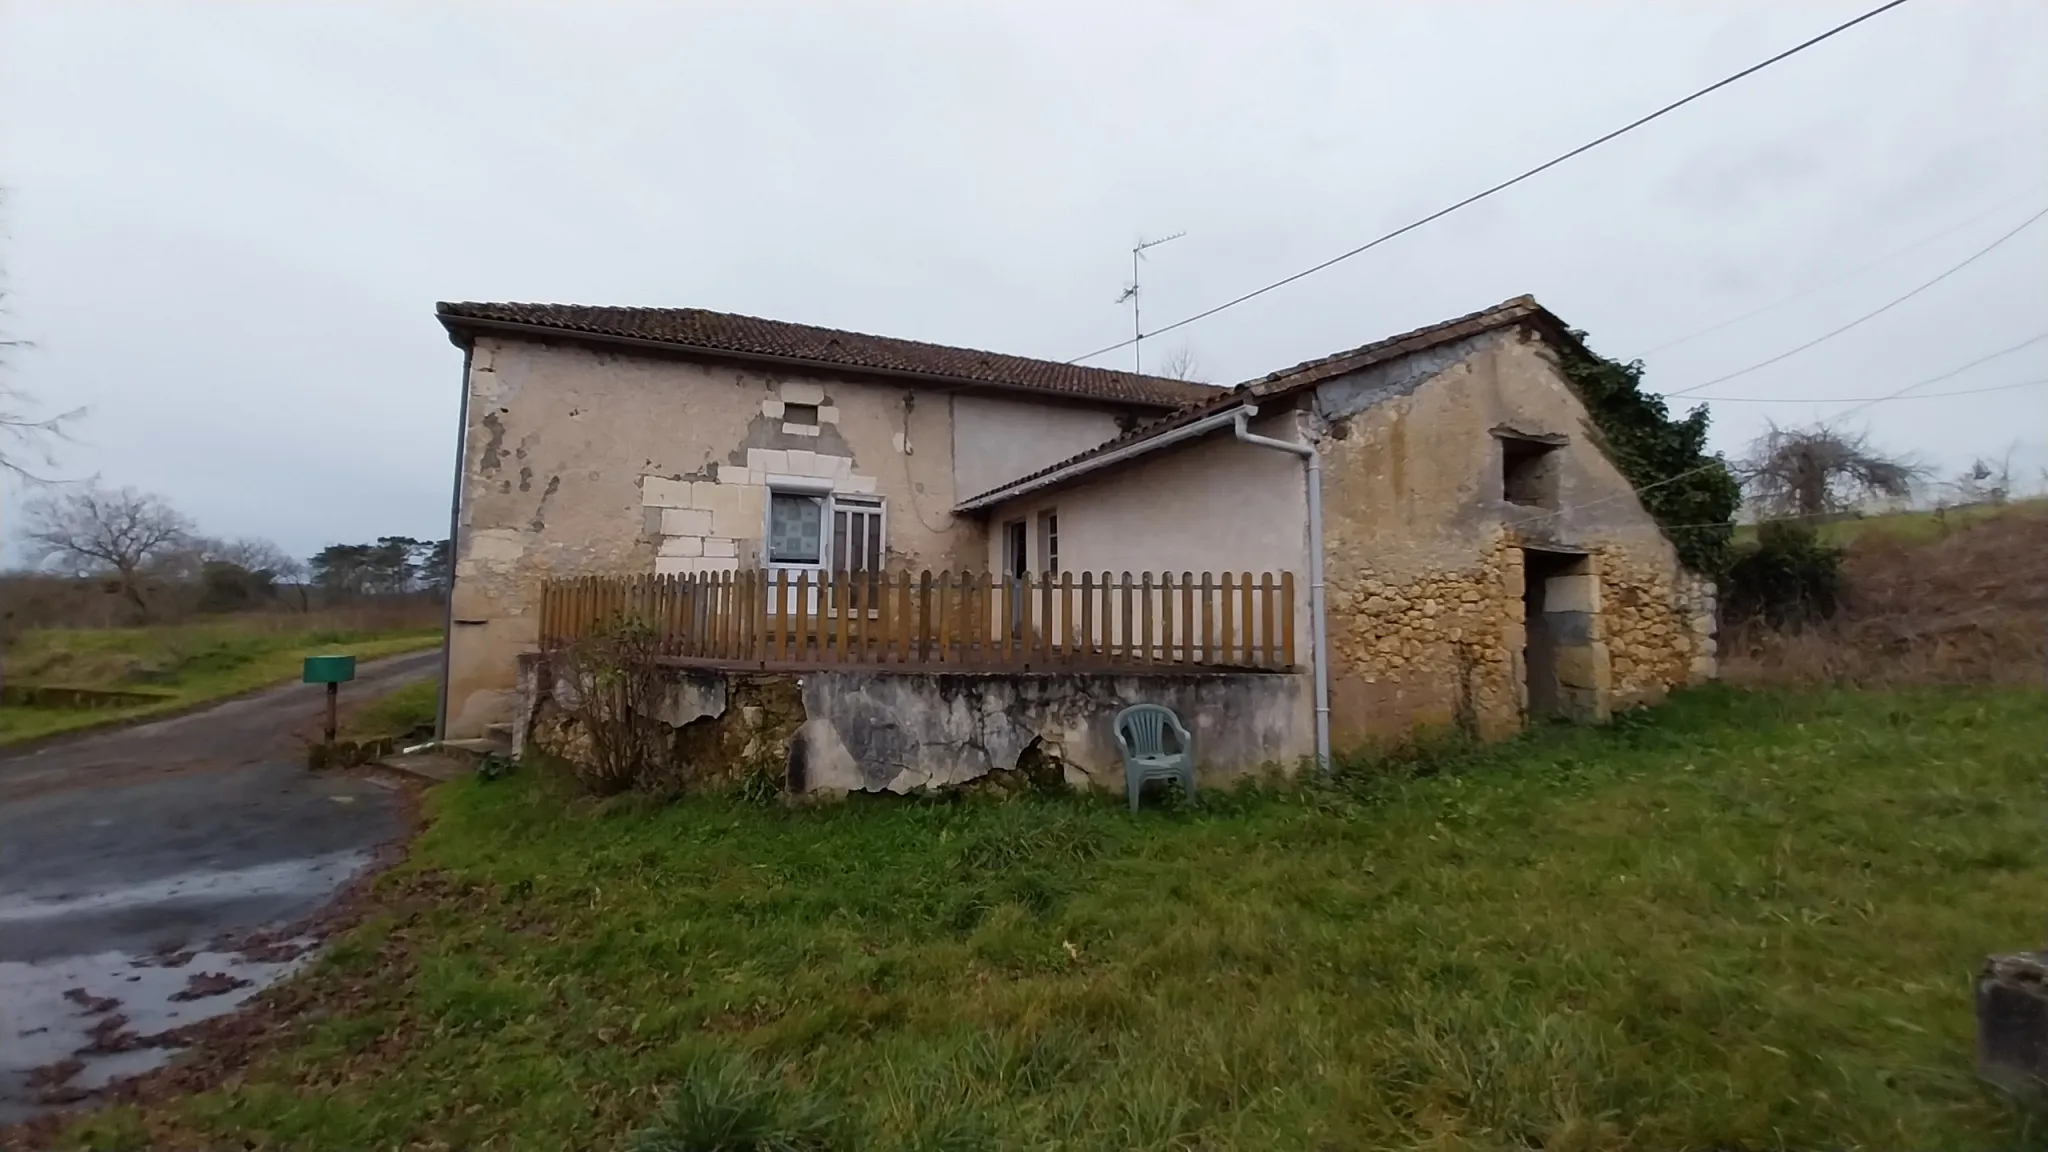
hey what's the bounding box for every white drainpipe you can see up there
[1233,405,1331,774]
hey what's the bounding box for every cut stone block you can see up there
[642,476,693,508]
[659,535,704,557]
[661,508,712,536]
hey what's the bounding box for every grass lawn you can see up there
[340,678,442,742]
[0,620,442,746]
[54,686,2048,1151]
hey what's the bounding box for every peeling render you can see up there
[444,335,1145,739]
[516,659,1310,795]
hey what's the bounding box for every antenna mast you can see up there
[1117,231,1185,374]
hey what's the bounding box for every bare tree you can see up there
[1156,344,1208,383]
[0,189,83,482]
[1945,452,2013,508]
[1738,421,1924,521]
[196,535,299,575]
[20,483,193,621]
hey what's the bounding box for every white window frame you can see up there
[764,477,834,572]
[763,479,886,575]
[830,494,886,578]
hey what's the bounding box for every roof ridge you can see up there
[436,301,1218,408]
[955,295,1556,510]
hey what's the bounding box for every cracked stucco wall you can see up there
[796,669,1308,793]
[447,336,977,737]
[447,336,1166,739]
[513,661,1308,794]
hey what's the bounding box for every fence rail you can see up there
[538,570,1295,672]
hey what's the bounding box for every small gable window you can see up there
[1499,433,1562,509]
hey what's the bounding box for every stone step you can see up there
[376,752,473,784]
[440,736,513,760]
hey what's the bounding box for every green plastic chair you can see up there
[1114,704,1195,813]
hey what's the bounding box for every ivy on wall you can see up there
[1555,330,1741,576]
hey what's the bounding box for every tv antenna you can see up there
[1116,231,1185,374]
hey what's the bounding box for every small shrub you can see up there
[626,1057,840,1152]
[1723,520,1843,630]
[557,618,678,796]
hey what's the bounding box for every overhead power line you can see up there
[1831,330,2048,420]
[1659,203,2048,398]
[1629,189,2036,359]
[1067,0,1920,366]
[1517,328,2048,525]
[1688,376,2048,403]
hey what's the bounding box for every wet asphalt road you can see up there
[0,650,438,1125]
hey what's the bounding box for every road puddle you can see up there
[0,850,375,1125]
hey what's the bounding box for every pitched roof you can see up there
[955,295,1567,510]
[436,302,1217,409]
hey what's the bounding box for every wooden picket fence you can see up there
[538,570,1295,671]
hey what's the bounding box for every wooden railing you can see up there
[538,570,1295,671]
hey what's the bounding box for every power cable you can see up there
[1831,331,2048,420]
[1659,203,2048,398]
[1066,0,1920,366]
[1685,376,2048,403]
[1517,329,2048,525]
[1629,190,2036,358]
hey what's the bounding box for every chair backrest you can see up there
[1114,704,1181,757]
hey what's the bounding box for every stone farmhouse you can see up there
[435,295,1717,791]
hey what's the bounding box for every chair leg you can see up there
[1181,767,1196,804]
[1127,771,1141,813]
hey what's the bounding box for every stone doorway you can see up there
[1520,548,1606,723]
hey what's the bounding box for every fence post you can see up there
[1260,572,1276,668]
[1035,573,1051,666]
[1220,573,1236,667]
[1078,572,1094,665]
[1281,571,1297,668]
[1200,572,1216,665]
[1101,572,1117,663]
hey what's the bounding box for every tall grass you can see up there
[1726,502,2046,687]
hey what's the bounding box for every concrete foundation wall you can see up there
[446,336,1157,738]
[520,660,1311,794]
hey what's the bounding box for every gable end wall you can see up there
[1313,327,1716,746]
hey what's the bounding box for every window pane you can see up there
[768,493,823,564]
[866,514,881,571]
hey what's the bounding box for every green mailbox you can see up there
[302,655,357,684]
[304,655,358,754]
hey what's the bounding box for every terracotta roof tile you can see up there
[955,295,1564,509]
[436,302,1217,409]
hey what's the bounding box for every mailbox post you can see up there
[302,655,358,754]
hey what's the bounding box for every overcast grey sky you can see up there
[3,0,2044,560]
